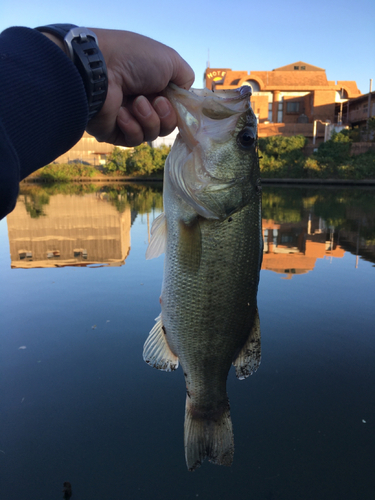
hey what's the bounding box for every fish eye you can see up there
[237,127,255,149]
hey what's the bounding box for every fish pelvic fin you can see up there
[233,308,261,379]
[143,314,179,371]
[146,212,167,260]
[184,396,234,471]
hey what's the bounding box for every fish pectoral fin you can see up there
[232,308,261,379]
[146,212,167,260]
[143,314,179,371]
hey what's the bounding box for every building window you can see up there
[300,66,306,70]
[286,102,300,114]
[294,66,299,70]
[47,250,60,259]
[268,103,273,122]
[277,100,283,123]
[19,250,32,261]
[73,249,88,259]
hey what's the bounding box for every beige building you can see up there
[53,131,117,165]
[7,192,131,268]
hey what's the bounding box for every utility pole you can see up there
[367,79,373,141]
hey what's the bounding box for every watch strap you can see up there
[36,24,108,120]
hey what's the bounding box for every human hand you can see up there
[86,29,195,146]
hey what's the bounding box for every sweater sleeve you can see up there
[0,26,89,219]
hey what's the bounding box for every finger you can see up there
[170,52,195,90]
[131,95,164,143]
[116,107,144,147]
[152,96,177,137]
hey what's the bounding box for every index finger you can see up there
[169,51,195,90]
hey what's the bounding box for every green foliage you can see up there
[259,135,307,157]
[151,144,171,172]
[312,131,375,179]
[103,147,131,173]
[22,189,50,218]
[39,163,99,181]
[259,132,375,180]
[103,144,171,176]
[340,127,361,142]
[259,135,307,178]
[99,184,163,214]
[262,189,303,223]
[126,143,155,175]
[313,131,352,176]
[19,182,163,216]
[367,117,375,132]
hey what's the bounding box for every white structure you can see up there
[150,128,179,148]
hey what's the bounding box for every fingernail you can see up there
[154,97,170,119]
[135,96,152,118]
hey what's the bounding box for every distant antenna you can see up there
[207,48,210,68]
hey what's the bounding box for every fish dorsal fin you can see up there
[143,314,179,371]
[146,212,167,260]
[232,309,261,379]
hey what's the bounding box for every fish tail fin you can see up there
[184,396,234,471]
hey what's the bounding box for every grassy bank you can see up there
[28,132,375,182]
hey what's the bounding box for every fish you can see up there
[144,83,262,471]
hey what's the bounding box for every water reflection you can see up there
[2,182,375,497]
[263,212,345,277]
[7,183,162,268]
[6,183,375,271]
[262,187,375,274]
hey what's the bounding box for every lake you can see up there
[1,182,374,500]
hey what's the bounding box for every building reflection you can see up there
[6,188,375,273]
[262,214,345,277]
[7,193,134,268]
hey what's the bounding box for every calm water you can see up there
[1,182,374,500]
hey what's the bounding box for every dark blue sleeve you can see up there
[0,27,89,219]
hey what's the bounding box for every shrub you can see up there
[40,163,98,181]
[313,131,352,176]
[259,135,307,178]
[103,147,131,174]
[103,143,171,176]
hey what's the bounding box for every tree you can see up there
[103,147,131,174]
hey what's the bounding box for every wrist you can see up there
[35,25,108,121]
[40,32,68,56]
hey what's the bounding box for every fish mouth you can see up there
[163,83,257,220]
[163,83,252,151]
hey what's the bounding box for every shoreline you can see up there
[22,176,375,186]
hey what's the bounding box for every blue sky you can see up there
[2,0,374,94]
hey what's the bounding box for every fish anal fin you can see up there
[178,217,202,272]
[184,396,234,471]
[143,314,179,371]
[146,213,167,260]
[233,309,261,379]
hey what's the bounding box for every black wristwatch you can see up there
[36,24,108,120]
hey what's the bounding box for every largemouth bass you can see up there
[144,83,262,471]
